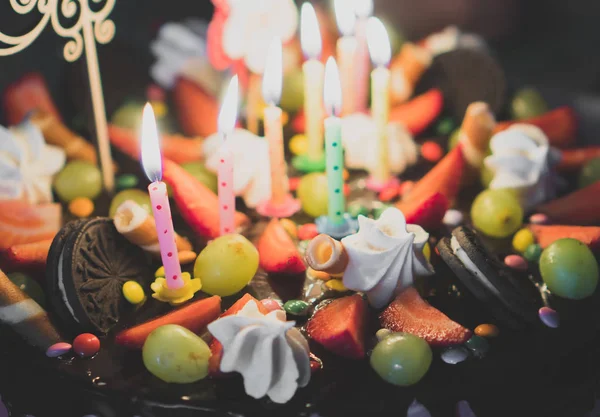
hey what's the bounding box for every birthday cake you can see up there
[1,2,600,417]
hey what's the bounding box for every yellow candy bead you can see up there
[279,219,298,239]
[326,279,348,292]
[68,197,94,218]
[474,323,499,338]
[155,266,165,278]
[281,111,290,126]
[423,242,431,263]
[307,267,331,281]
[123,281,145,305]
[512,229,535,253]
[150,100,168,118]
[289,134,308,156]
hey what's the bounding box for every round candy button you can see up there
[73,333,101,358]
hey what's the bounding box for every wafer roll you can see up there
[305,234,349,275]
[459,102,496,168]
[0,269,62,350]
[390,43,433,105]
[113,200,192,256]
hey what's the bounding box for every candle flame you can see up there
[262,37,283,105]
[218,75,239,135]
[367,17,391,67]
[354,0,373,18]
[323,57,342,117]
[140,103,162,182]
[300,2,322,59]
[334,0,356,37]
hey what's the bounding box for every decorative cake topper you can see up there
[0,0,117,192]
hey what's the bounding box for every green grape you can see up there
[280,69,305,113]
[578,157,600,189]
[297,173,328,218]
[540,238,599,300]
[480,163,495,188]
[471,189,523,238]
[53,161,102,202]
[142,325,211,383]
[111,102,144,130]
[194,234,258,296]
[448,129,461,151]
[181,162,218,194]
[7,272,45,307]
[109,189,152,218]
[370,332,432,386]
[510,88,548,120]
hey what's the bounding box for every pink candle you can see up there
[140,103,183,290]
[217,76,240,235]
[353,0,373,114]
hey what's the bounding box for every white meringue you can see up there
[207,300,310,404]
[203,129,271,208]
[0,121,65,204]
[341,208,434,308]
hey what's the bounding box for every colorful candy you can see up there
[178,251,197,265]
[421,141,444,163]
[46,342,72,358]
[465,335,489,358]
[122,281,145,305]
[524,244,543,262]
[512,229,535,254]
[474,324,499,338]
[298,223,318,241]
[260,298,282,312]
[53,161,102,202]
[284,300,309,316]
[436,117,455,136]
[73,333,100,358]
[68,197,94,218]
[116,174,139,191]
[289,134,308,156]
[471,189,523,238]
[370,333,432,386]
[529,213,550,225]
[298,173,329,217]
[440,346,469,365]
[325,279,348,292]
[442,209,464,227]
[307,267,330,281]
[504,255,528,271]
[538,307,560,328]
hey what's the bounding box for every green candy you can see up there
[465,335,489,358]
[347,203,369,219]
[436,117,455,136]
[53,161,102,202]
[524,244,543,262]
[116,174,139,191]
[578,157,600,189]
[284,300,309,316]
[510,88,548,120]
[7,272,45,308]
[109,189,153,218]
[370,332,432,386]
[540,238,599,300]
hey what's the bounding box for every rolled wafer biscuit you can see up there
[113,200,192,256]
[459,102,496,168]
[0,269,62,350]
[305,234,349,275]
[390,43,432,105]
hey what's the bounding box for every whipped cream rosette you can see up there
[0,121,65,204]
[207,300,311,404]
[484,124,560,210]
[423,26,487,57]
[203,129,271,208]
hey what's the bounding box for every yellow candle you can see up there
[353,0,373,114]
[246,73,262,135]
[264,105,287,204]
[334,0,357,116]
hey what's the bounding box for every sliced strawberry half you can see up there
[528,224,600,253]
[173,77,219,138]
[390,89,444,135]
[396,192,449,231]
[536,181,600,225]
[380,287,472,347]
[556,147,600,173]
[3,73,61,125]
[0,201,61,250]
[306,294,367,359]
[0,239,52,273]
[255,218,306,274]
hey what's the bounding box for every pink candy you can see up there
[529,213,550,225]
[504,255,528,271]
[298,223,318,241]
[260,298,283,312]
[46,342,72,358]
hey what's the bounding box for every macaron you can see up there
[46,218,151,335]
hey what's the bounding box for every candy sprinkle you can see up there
[504,255,528,271]
[73,333,100,358]
[465,335,489,358]
[46,342,72,358]
[68,197,94,218]
[421,141,444,162]
[529,213,549,225]
[325,279,348,292]
[474,324,499,338]
[123,281,145,305]
[539,307,559,328]
[512,229,535,253]
[441,346,469,365]
[524,244,543,263]
[284,300,309,316]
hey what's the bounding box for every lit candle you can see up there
[257,38,301,218]
[140,103,184,290]
[217,76,239,235]
[366,17,395,190]
[353,0,373,114]
[334,0,358,116]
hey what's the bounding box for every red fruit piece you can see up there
[528,224,600,253]
[162,158,249,239]
[256,219,306,274]
[494,107,577,149]
[115,296,222,349]
[389,89,444,136]
[396,192,449,231]
[297,223,318,241]
[380,287,471,347]
[173,78,219,138]
[536,181,600,225]
[292,111,305,134]
[306,294,366,359]
[3,73,61,125]
[0,201,61,250]
[0,239,52,273]
[556,147,600,173]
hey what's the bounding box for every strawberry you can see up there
[528,224,600,253]
[3,73,61,125]
[108,125,204,164]
[306,294,366,359]
[556,147,600,173]
[0,239,52,273]
[389,89,444,136]
[115,296,221,349]
[292,111,305,134]
[494,107,577,149]
[162,158,249,239]
[255,218,306,274]
[173,77,219,138]
[396,192,449,231]
[536,181,600,225]
[403,145,465,204]
[380,287,471,346]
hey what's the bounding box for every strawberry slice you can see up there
[115,295,221,349]
[556,147,600,173]
[108,124,204,164]
[255,218,306,274]
[0,201,61,250]
[528,224,600,253]
[403,145,465,204]
[208,294,269,376]
[396,192,449,231]
[162,158,249,239]
[173,77,219,138]
[536,181,600,225]
[306,294,366,359]
[390,89,444,136]
[0,239,52,273]
[3,73,61,125]
[494,107,577,149]
[380,287,471,346]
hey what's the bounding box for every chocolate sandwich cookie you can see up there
[46,217,151,335]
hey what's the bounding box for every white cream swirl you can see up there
[484,124,560,210]
[0,121,65,204]
[207,300,310,404]
[341,208,434,309]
